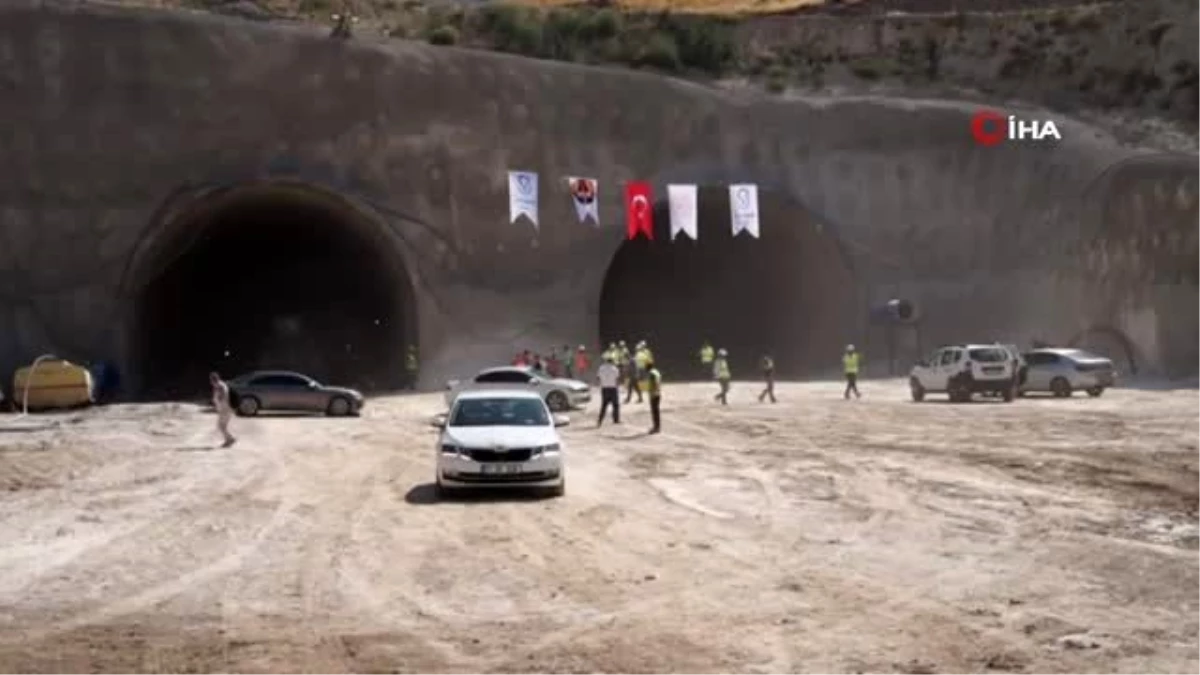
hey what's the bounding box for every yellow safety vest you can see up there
[715,359,730,380]
[843,353,860,374]
[647,368,662,396]
[405,350,418,370]
[762,357,774,371]
[700,346,714,364]
[635,350,649,369]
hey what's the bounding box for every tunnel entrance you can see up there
[131,184,416,398]
[598,188,858,380]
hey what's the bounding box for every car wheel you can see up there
[546,390,569,412]
[948,377,971,403]
[327,396,351,416]
[544,481,565,498]
[1086,386,1104,398]
[909,378,925,402]
[1050,377,1072,398]
[237,396,260,417]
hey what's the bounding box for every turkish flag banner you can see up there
[625,181,653,240]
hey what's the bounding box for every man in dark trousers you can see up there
[843,344,862,399]
[758,354,777,403]
[624,348,643,404]
[645,358,662,434]
[595,354,621,427]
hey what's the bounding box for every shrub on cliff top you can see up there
[466,5,734,76]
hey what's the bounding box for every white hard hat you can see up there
[718,348,727,356]
[846,344,855,351]
[578,345,586,350]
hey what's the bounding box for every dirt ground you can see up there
[0,380,1196,673]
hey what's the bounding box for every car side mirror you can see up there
[430,413,447,428]
[528,377,543,385]
[553,414,570,427]
[308,382,318,389]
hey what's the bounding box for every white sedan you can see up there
[432,389,568,498]
[444,365,591,412]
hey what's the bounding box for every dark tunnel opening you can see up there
[132,186,417,399]
[598,188,859,380]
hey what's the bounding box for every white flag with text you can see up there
[668,184,698,241]
[729,183,760,238]
[508,170,539,227]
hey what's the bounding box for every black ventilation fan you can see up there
[869,298,919,324]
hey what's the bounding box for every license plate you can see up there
[480,463,523,475]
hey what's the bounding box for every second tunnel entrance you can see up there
[598,188,858,379]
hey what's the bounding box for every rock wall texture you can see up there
[0,1,1195,392]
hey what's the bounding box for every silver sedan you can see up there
[228,370,365,416]
[1019,348,1117,397]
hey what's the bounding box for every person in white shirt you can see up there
[595,355,621,427]
[209,372,236,448]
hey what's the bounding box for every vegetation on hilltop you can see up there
[146,0,1200,135]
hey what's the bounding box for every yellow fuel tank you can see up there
[12,359,96,410]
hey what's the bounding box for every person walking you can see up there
[758,354,777,403]
[713,348,732,405]
[843,344,862,399]
[595,355,621,427]
[645,358,663,434]
[699,341,714,380]
[624,347,643,404]
[404,344,418,390]
[209,372,236,448]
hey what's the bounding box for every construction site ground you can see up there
[0,380,1196,673]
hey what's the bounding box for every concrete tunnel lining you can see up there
[125,182,418,398]
[598,187,859,379]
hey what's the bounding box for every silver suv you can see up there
[909,344,1018,403]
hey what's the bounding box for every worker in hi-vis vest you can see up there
[713,348,732,405]
[843,344,862,400]
[699,341,715,379]
[646,358,663,434]
[404,344,418,390]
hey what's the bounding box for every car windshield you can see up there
[968,347,1009,362]
[450,397,549,427]
[1060,349,1101,360]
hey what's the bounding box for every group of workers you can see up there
[696,341,862,401]
[594,340,662,434]
[511,345,592,379]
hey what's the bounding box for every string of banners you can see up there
[507,170,761,241]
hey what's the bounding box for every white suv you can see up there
[909,344,1018,403]
[431,389,567,498]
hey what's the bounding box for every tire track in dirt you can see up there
[4,437,298,645]
[0,446,280,605]
[333,424,488,669]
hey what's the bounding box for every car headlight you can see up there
[532,443,561,457]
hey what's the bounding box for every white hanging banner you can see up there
[508,170,539,227]
[729,183,760,238]
[667,184,698,241]
[567,177,599,226]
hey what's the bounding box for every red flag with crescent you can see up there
[625,181,653,240]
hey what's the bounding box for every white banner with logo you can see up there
[508,170,539,227]
[667,184,698,241]
[567,177,599,226]
[729,183,760,238]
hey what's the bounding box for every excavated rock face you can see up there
[0,1,1194,395]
